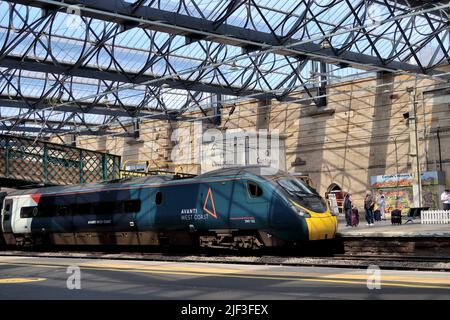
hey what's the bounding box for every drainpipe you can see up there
[437,126,442,172]
[421,91,428,172]
[421,85,450,173]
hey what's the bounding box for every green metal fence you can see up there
[0,134,121,186]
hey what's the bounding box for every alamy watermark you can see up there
[366,265,381,290]
[170,121,282,175]
[66,265,81,290]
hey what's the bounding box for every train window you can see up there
[247,182,263,198]
[124,200,141,213]
[20,206,37,218]
[92,202,116,215]
[75,203,92,215]
[5,204,10,212]
[56,205,71,216]
[277,178,316,195]
[155,192,162,205]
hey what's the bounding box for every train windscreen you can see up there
[277,178,327,213]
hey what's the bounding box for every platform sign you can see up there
[328,193,340,216]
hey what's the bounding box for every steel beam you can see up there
[0,96,192,120]
[0,57,290,101]
[0,125,132,136]
[7,0,448,76]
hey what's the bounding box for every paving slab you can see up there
[337,217,450,237]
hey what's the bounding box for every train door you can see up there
[1,198,13,234]
[197,181,233,230]
[11,196,33,235]
[229,179,267,229]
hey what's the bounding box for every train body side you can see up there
[0,170,336,247]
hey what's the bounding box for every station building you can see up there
[52,72,450,210]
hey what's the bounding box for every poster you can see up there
[370,171,443,211]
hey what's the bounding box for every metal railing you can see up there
[0,134,121,186]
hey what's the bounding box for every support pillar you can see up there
[407,87,422,207]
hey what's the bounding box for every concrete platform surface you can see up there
[1,255,450,299]
[337,217,450,237]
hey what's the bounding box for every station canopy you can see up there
[0,0,448,140]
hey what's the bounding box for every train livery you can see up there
[0,166,338,249]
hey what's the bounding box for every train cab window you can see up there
[20,206,37,218]
[3,203,11,221]
[247,182,263,198]
[155,192,162,205]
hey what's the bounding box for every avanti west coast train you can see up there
[0,166,337,249]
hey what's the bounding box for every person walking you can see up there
[441,189,450,211]
[364,190,375,226]
[378,190,386,220]
[343,191,353,227]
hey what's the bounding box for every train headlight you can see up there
[288,200,311,218]
[297,208,311,218]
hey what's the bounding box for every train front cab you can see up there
[1,195,38,246]
[289,199,338,241]
[269,175,338,243]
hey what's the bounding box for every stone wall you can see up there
[51,73,450,208]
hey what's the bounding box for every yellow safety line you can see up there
[2,259,450,283]
[1,260,450,290]
[0,277,46,284]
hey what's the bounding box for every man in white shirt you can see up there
[441,189,450,211]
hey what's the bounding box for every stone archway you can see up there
[327,183,342,193]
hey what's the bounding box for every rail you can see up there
[421,210,450,224]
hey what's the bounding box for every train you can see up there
[0,166,338,249]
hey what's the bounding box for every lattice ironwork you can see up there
[0,0,448,138]
[0,134,121,185]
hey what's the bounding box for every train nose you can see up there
[304,212,338,240]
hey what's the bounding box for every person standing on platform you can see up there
[344,191,353,227]
[441,189,450,211]
[378,190,386,220]
[364,190,375,226]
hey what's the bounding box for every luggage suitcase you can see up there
[351,208,359,227]
[391,209,402,225]
[374,209,381,221]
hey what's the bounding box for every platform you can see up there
[337,216,450,238]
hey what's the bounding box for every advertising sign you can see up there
[327,193,340,216]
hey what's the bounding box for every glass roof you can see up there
[0,0,448,135]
